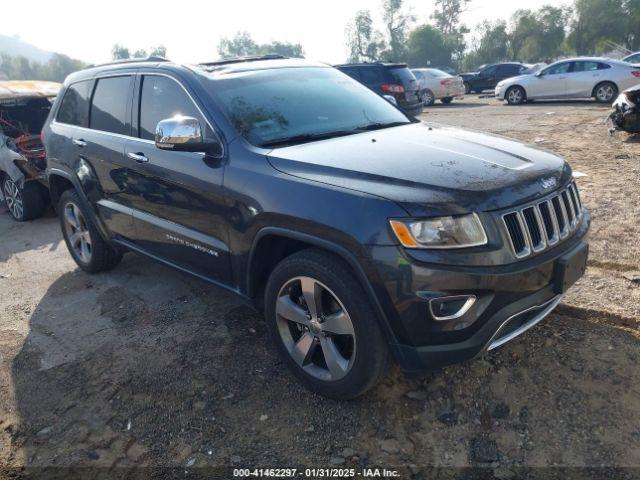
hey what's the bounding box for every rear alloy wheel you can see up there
[506,86,526,105]
[265,249,389,399]
[594,82,617,103]
[422,89,435,107]
[2,178,46,221]
[59,189,122,273]
[464,82,471,94]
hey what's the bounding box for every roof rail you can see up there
[86,56,170,69]
[199,54,288,68]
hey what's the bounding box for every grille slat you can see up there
[502,183,583,259]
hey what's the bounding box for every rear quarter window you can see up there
[56,81,92,127]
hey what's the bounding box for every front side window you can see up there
[57,81,91,127]
[481,66,497,76]
[203,67,411,147]
[90,76,131,135]
[139,76,204,141]
[543,62,571,75]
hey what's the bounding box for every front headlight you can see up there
[390,213,487,249]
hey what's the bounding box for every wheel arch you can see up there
[506,84,527,101]
[246,227,401,348]
[592,80,618,98]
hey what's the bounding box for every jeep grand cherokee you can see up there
[43,55,589,399]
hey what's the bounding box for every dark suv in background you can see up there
[461,62,528,94]
[335,63,423,116]
[43,56,589,399]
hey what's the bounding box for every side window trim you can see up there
[135,72,225,158]
[88,74,135,137]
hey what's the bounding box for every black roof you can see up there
[199,54,288,68]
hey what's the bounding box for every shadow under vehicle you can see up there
[0,81,60,221]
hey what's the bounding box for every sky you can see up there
[5,0,569,65]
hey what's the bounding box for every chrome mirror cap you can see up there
[155,115,204,151]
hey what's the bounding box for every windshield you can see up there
[425,69,450,78]
[203,67,411,147]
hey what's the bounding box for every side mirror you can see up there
[535,71,544,77]
[155,115,219,154]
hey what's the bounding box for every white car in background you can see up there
[623,51,640,65]
[412,68,465,106]
[495,57,640,105]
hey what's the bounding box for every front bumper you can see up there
[495,85,506,100]
[366,212,589,375]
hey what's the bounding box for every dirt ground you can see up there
[1,96,639,479]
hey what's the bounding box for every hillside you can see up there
[0,34,54,64]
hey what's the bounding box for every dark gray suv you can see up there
[43,56,589,399]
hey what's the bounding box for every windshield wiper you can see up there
[352,121,411,132]
[260,130,360,148]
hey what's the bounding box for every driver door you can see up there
[125,73,231,283]
[529,62,571,99]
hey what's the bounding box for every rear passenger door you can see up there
[81,75,137,239]
[566,61,608,98]
[124,74,231,284]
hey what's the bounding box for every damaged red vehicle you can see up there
[0,80,60,221]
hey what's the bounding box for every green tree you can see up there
[217,32,304,59]
[510,6,568,62]
[405,24,452,67]
[462,20,510,70]
[626,0,640,49]
[217,32,258,58]
[431,0,470,36]
[132,49,148,58]
[346,10,386,62]
[150,45,168,58]
[111,44,130,60]
[567,0,626,54]
[380,0,414,61]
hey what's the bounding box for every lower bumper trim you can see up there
[486,294,564,351]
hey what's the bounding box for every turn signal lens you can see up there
[390,220,419,247]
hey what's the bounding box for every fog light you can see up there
[429,295,476,321]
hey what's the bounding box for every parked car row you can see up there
[495,57,640,105]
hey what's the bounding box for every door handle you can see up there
[72,138,87,147]
[127,152,149,163]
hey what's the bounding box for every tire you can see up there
[421,89,435,107]
[59,189,122,273]
[464,82,471,94]
[505,86,526,105]
[594,82,618,103]
[2,178,47,221]
[441,97,453,104]
[265,249,390,399]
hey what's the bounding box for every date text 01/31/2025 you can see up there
[233,468,401,478]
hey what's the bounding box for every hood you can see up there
[266,123,571,217]
[460,72,478,79]
[499,74,531,86]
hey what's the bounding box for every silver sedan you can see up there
[412,68,465,106]
[495,57,640,105]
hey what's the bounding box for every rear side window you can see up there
[388,67,417,86]
[138,76,203,141]
[360,67,383,85]
[89,76,131,135]
[56,81,91,127]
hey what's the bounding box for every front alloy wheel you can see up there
[506,86,525,105]
[63,201,92,264]
[275,276,356,381]
[3,178,23,220]
[265,249,389,399]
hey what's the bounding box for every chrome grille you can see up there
[502,182,583,259]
